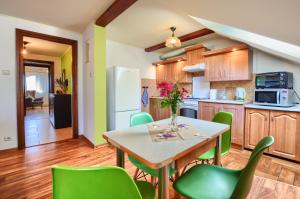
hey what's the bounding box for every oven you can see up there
[180,99,198,119]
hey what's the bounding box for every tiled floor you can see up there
[24,108,73,147]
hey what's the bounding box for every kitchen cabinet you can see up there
[185,44,206,66]
[150,98,170,121]
[199,102,245,149]
[245,109,270,150]
[203,45,252,81]
[155,60,192,84]
[245,108,300,161]
[269,111,299,160]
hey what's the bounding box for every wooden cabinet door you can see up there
[150,98,170,121]
[156,65,166,84]
[176,61,192,83]
[245,109,270,149]
[229,49,251,81]
[221,104,244,147]
[186,48,205,66]
[269,111,300,160]
[204,55,219,81]
[199,102,219,121]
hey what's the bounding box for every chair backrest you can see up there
[130,112,154,127]
[52,166,142,199]
[230,136,274,199]
[212,112,233,154]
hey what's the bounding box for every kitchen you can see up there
[146,35,300,162]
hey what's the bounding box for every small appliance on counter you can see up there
[209,89,217,100]
[235,87,246,100]
[219,88,227,100]
[256,72,293,89]
[254,89,294,107]
[254,72,295,107]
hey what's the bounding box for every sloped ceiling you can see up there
[160,0,300,46]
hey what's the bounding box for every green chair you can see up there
[129,112,176,182]
[173,136,274,199]
[52,166,156,199]
[199,111,233,163]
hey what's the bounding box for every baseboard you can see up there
[80,135,108,148]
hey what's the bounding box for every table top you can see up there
[103,116,229,169]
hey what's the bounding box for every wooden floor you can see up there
[25,108,73,147]
[0,137,299,199]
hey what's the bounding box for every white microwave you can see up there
[254,89,294,107]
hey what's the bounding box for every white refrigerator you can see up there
[109,66,141,130]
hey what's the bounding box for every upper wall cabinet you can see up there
[154,56,192,84]
[185,44,207,66]
[203,44,252,81]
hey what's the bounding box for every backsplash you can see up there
[141,79,193,112]
[210,75,255,101]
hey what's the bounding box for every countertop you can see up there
[245,104,300,112]
[198,99,248,105]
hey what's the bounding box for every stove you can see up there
[180,98,202,119]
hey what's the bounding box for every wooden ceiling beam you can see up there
[95,0,138,27]
[145,28,214,52]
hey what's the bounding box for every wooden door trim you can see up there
[16,29,78,149]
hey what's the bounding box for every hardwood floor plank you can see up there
[0,137,299,199]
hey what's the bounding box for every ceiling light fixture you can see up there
[22,41,29,55]
[165,26,181,48]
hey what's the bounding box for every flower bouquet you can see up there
[157,82,188,131]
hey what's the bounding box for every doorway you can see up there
[16,29,78,149]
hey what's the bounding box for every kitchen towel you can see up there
[141,87,149,106]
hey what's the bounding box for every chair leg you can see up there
[133,168,139,180]
[151,176,156,185]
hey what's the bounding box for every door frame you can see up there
[16,29,79,149]
[24,59,55,93]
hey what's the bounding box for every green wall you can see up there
[94,25,107,145]
[61,47,72,94]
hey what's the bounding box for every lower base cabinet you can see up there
[245,108,300,161]
[199,102,245,149]
[149,98,170,121]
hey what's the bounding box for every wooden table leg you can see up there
[158,166,169,199]
[116,148,125,168]
[214,135,222,166]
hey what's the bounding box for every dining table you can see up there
[103,116,230,199]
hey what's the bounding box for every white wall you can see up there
[253,49,300,101]
[82,23,95,144]
[106,39,159,130]
[0,14,84,150]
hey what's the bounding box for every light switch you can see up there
[1,69,10,76]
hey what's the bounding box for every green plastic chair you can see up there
[198,111,233,162]
[52,166,156,199]
[128,112,176,180]
[173,136,274,199]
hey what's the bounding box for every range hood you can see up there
[182,63,205,72]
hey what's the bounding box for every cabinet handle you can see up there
[271,117,274,122]
[265,117,267,122]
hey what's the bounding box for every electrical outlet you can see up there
[3,137,13,141]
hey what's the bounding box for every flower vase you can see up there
[169,107,178,132]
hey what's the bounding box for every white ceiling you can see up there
[24,37,71,57]
[0,0,299,50]
[0,0,114,32]
[106,0,204,48]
